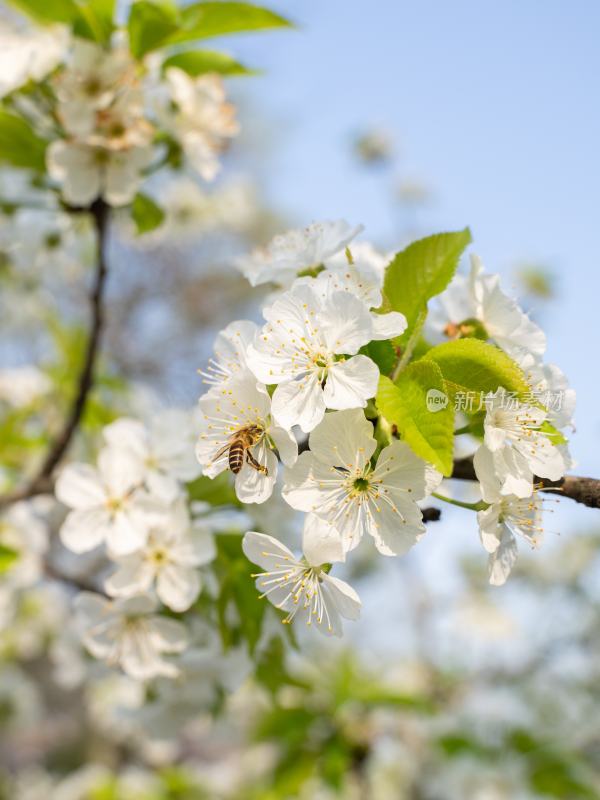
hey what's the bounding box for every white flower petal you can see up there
[322,574,361,620]
[268,425,298,466]
[271,375,326,433]
[234,447,277,504]
[323,356,379,411]
[477,506,502,553]
[55,463,105,510]
[105,558,154,597]
[242,531,297,572]
[105,510,148,556]
[97,446,145,497]
[318,291,374,355]
[308,408,375,469]
[149,616,188,652]
[60,508,110,553]
[488,529,518,586]
[302,513,345,566]
[370,310,407,340]
[156,564,200,612]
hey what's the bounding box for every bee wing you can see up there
[213,443,231,461]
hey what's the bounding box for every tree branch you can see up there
[452,457,600,510]
[0,199,110,509]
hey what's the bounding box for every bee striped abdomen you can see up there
[229,441,245,474]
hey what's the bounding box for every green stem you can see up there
[454,424,473,436]
[391,309,427,381]
[432,492,488,512]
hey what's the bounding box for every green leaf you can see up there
[172,1,292,44]
[128,0,180,58]
[6,0,79,24]
[73,0,116,43]
[187,473,240,507]
[359,339,396,375]
[423,338,530,399]
[7,0,115,42]
[539,420,568,446]
[131,192,165,234]
[377,363,454,476]
[0,111,47,171]
[382,228,472,346]
[162,49,254,76]
[0,544,19,573]
[213,533,266,654]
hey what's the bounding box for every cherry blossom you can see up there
[55,447,159,555]
[428,254,546,361]
[474,388,566,499]
[75,593,188,680]
[105,500,215,612]
[198,319,258,388]
[282,409,430,556]
[246,283,385,432]
[242,526,360,636]
[164,68,239,181]
[103,410,201,502]
[236,219,363,287]
[475,446,546,585]
[196,371,297,503]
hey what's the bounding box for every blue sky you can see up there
[224,0,600,484]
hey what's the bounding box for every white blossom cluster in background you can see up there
[1,24,238,208]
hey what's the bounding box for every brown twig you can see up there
[0,199,110,509]
[452,457,600,509]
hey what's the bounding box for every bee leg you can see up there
[246,450,268,475]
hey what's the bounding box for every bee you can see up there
[213,424,268,476]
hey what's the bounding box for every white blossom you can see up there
[474,388,566,499]
[198,319,258,388]
[47,137,153,207]
[196,371,297,503]
[0,22,67,98]
[325,239,389,284]
[428,254,546,361]
[242,527,360,636]
[164,68,239,181]
[0,366,50,407]
[75,592,188,680]
[103,411,201,502]
[475,445,546,586]
[56,447,159,555]
[105,499,215,612]
[283,409,429,556]
[294,266,406,342]
[8,207,89,277]
[246,283,383,432]
[236,219,363,287]
[519,352,576,431]
[54,37,135,138]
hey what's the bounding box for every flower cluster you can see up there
[54,410,216,679]
[429,253,574,584]
[192,219,576,634]
[4,30,239,208]
[194,221,437,635]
